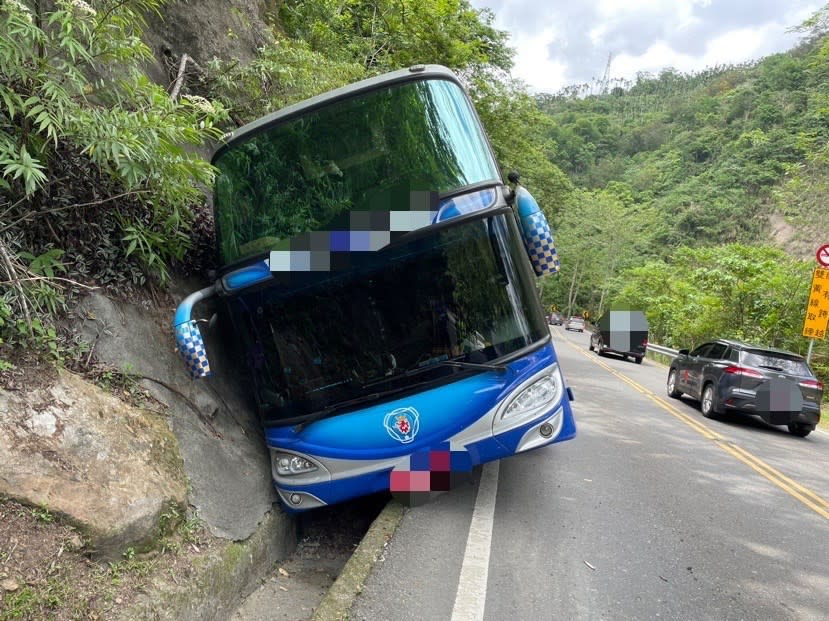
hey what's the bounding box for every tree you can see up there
[0,0,225,363]
[205,39,366,121]
[468,76,572,217]
[540,185,653,317]
[612,245,813,351]
[277,0,513,74]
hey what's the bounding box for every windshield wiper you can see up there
[439,359,507,372]
[361,356,507,390]
[293,357,508,430]
[293,383,426,431]
[294,357,507,422]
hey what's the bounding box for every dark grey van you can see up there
[589,310,649,364]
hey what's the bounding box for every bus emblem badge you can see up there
[384,407,420,444]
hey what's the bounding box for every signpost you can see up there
[802,267,829,339]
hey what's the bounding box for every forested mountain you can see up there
[529,12,829,379]
[0,0,826,383]
[539,44,828,253]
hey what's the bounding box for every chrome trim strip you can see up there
[275,489,328,510]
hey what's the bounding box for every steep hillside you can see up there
[529,23,829,376]
[537,37,829,256]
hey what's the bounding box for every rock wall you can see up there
[76,287,279,543]
[0,371,187,558]
[141,0,276,86]
[1,284,281,559]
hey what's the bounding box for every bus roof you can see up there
[211,65,461,164]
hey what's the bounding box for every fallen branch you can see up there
[0,275,99,291]
[0,189,153,234]
[0,237,32,327]
[169,53,190,102]
[0,195,29,223]
[136,374,223,440]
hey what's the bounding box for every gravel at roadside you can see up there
[232,494,396,621]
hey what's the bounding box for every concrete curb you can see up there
[312,500,406,621]
[125,508,296,621]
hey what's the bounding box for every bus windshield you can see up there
[232,212,548,425]
[213,77,500,265]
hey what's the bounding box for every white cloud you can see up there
[702,26,770,66]
[608,26,772,82]
[471,0,825,93]
[509,27,569,92]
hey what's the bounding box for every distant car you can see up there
[564,316,585,332]
[548,312,564,326]
[666,339,823,437]
[589,310,649,364]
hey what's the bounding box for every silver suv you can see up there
[564,317,585,332]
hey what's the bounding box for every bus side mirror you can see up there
[512,180,560,276]
[173,285,219,379]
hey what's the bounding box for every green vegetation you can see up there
[612,245,812,349]
[276,0,512,75]
[1,0,827,384]
[0,494,209,621]
[0,0,225,367]
[29,505,55,524]
[534,4,829,383]
[1,581,71,620]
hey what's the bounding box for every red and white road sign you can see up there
[817,244,829,268]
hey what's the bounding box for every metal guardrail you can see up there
[646,343,679,359]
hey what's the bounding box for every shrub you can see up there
[0,0,227,360]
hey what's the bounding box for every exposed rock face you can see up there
[76,289,278,543]
[0,286,280,554]
[141,0,276,85]
[768,211,820,261]
[0,372,187,559]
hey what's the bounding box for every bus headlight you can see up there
[273,452,319,476]
[503,375,558,420]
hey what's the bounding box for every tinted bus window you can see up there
[213,79,500,265]
[230,212,547,424]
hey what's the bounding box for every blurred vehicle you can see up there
[589,310,648,364]
[548,312,564,326]
[564,316,585,332]
[666,339,823,437]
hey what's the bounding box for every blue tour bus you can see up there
[174,65,576,511]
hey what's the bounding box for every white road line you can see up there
[451,460,499,621]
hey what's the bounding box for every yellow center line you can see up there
[560,334,829,521]
[722,442,829,511]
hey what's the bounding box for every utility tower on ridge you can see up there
[600,52,613,94]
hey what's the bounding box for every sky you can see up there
[469,0,825,93]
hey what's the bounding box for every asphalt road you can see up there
[350,327,829,620]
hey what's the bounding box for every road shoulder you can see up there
[311,500,406,621]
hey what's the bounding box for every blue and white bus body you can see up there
[173,65,576,512]
[267,342,575,510]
